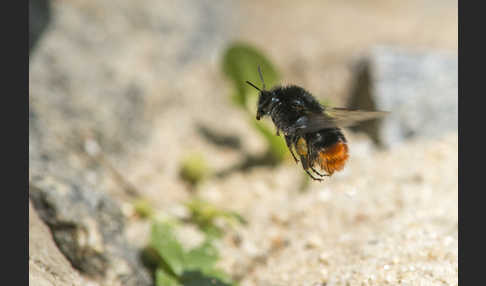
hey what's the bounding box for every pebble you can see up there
[306,235,323,249]
[320,268,329,281]
[319,252,330,265]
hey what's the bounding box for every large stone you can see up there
[29,0,234,175]
[29,1,235,283]
[29,0,51,52]
[29,176,152,286]
[29,200,87,286]
[348,46,458,148]
[28,0,236,195]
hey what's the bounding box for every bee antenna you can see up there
[245,80,261,92]
[257,65,266,90]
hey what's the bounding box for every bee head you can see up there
[245,80,274,120]
[246,66,274,120]
[256,90,275,120]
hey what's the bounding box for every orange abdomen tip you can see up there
[318,141,349,175]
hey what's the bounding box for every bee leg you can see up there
[305,142,327,177]
[304,169,323,181]
[300,153,322,181]
[289,148,299,163]
[311,166,329,177]
[285,135,299,163]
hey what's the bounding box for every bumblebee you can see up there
[246,67,387,181]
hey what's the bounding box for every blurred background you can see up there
[29,0,457,285]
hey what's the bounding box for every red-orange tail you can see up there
[318,141,349,175]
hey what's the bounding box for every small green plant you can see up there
[222,42,289,164]
[179,153,211,186]
[185,198,247,239]
[147,219,238,286]
[140,200,245,285]
[133,198,155,218]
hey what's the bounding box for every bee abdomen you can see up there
[318,141,349,175]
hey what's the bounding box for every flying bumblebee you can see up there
[246,67,387,181]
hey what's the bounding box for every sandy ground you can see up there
[124,129,457,285]
[30,0,458,285]
[119,1,458,285]
[201,132,458,286]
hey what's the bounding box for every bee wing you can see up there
[287,108,388,135]
[322,107,388,127]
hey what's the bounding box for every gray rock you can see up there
[29,0,235,184]
[29,1,235,282]
[29,200,87,286]
[348,46,458,148]
[29,176,152,286]
[29,0,51,53]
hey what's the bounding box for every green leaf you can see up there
[179,153,210,186]
[156,269,181,286]
[222,43,279,109]
[199,268,235,285]
[141,246,163,270]
[133,198,154,218]
[251,118,289,163]
[184,240,219,271]
[223,211,247,225]
[221,42,290,165]
[180,269,235,286]
[151,222,186,276]
[185,199,246,238]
